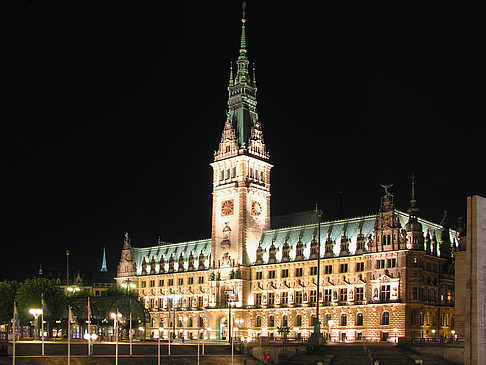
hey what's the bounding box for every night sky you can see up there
[3,2,486,281]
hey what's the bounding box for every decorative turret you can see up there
[281,236,290,262]
[324,231,334,258]
[198,250,206,270]
[372,184,404,252]
[268,239,277,263]
[356,226,367,254]
[439,211,452,260]
[404,174,424,250]
[255,242,264,265]
[431,231,438,256]
[309,232,318,259]
[188,251,195,271]
[295,234,304,260]
[425,229,431,254]
[117,232,136,277]
[339,226,350,256]
[159,255,166,273]
[178,252,185,271]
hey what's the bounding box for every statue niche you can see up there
[221,222,232,247]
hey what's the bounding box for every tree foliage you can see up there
[15,278,66,324]
[0,281,19,324]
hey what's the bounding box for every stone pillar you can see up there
[464,195,486,365]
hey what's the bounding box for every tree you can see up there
[0,280,19,324]
[16,278,66,325]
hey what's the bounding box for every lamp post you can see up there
[83,332,97,355]
[311,209,324,343]
[121,280,136,356]
[29,309,42,341]
[110,310,122,365]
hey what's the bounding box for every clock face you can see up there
[251,200,262,216]
[221,200,234,216]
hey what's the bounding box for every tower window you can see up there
[232,167,236,178]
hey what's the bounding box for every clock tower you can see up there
[210,5,272,275]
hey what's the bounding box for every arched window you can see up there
[269,315,275,327]
[325,314,332,326]
[188,317,193,328]
[340,313,347,326]
[296,314,302,327]
[382,311,390,325]
[282,315,288,327]
[356,313,364,326]
[256,316,261,327]
[311,315,316,326]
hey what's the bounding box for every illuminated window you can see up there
[281,269,289,278]
[339,288,347,302]
[381,312,390,325]
[268,292,275,306]
[310,290,317,303]
[281,292,288,304]
[295,268,303,277]
[340,314,347,326]
[256,316,262,327]
[324,289,332,302]
[325,265,333,274]
[295,291,303,304]
[310,266,317,275]
[296,315,302,327]
[255,293,262,306]
[269,315,275,327]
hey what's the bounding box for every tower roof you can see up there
[214,2,269,161]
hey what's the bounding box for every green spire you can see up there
[235,2,249,83]
[100,246,108,272]
[229,62,234,86]
[239,2,247,57]
[407,173,419,215]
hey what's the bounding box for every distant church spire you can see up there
[100,246,108,272]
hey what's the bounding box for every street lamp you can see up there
[311,209,324,343]
[29,308,42,341]
[66,286,81,294]
[84,332,98,355]
[121,280,137,356]
[110,311,122,365]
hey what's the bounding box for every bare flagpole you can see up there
[67,305,71,365]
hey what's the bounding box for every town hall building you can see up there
[116,7,458,343]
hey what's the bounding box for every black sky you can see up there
[3,2,486,280]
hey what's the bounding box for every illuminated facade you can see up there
[116,8,457,342]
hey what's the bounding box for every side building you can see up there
[116,7,458,343]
